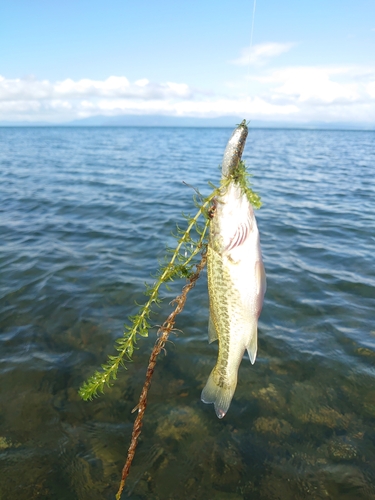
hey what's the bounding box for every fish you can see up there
[201,120,266,419]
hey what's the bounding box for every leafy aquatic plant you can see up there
[78,160,261,402]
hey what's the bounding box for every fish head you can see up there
[221,120,248,178]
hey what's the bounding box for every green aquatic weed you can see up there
[234,160,262,209]
[79,160,261,401]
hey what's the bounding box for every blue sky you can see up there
[1,0,375,124]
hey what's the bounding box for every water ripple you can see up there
[1,126,375,499]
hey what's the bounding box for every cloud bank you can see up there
[1,64,375,125]
[0,75,192,101]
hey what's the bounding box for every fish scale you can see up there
[201,121,266,419]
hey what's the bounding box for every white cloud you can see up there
[0,75,194,101]
[0,67,375,124]
[266,66,360,103]
[367,80,375,98]
[246,65,375,121]
[232,42,295,66]
[172,96,298,117]
[135,78,149,87]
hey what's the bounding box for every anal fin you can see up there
[246,322,258,365]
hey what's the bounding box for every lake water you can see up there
[1,126,375,499]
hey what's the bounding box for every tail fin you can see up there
[201,369,237,419]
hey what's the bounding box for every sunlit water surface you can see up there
[1,126,375,499]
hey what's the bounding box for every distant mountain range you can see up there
[0,114,374,130]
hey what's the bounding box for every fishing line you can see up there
[247,0,257,95]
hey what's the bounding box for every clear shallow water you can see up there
[0,126,375,499]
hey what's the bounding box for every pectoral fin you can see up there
[208,313,218,344]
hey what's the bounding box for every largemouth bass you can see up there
[201,121,266,418]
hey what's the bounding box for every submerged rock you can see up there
[253,417,293,437]
[155,406,206,442]
[320,464,374,499]
[327,436,359,462]
[0,437,19,450]
[300,407,351,430]
[251,383,286,412]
